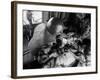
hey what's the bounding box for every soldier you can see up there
[23,17,64,66]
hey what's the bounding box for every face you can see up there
[55,25,63,35]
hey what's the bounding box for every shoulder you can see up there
[34,23,46,32]
[28,23,46,46]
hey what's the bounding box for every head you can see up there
[46,17,64,36]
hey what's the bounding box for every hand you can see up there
[49,52,58,58]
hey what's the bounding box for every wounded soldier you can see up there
[37,34,86,68]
